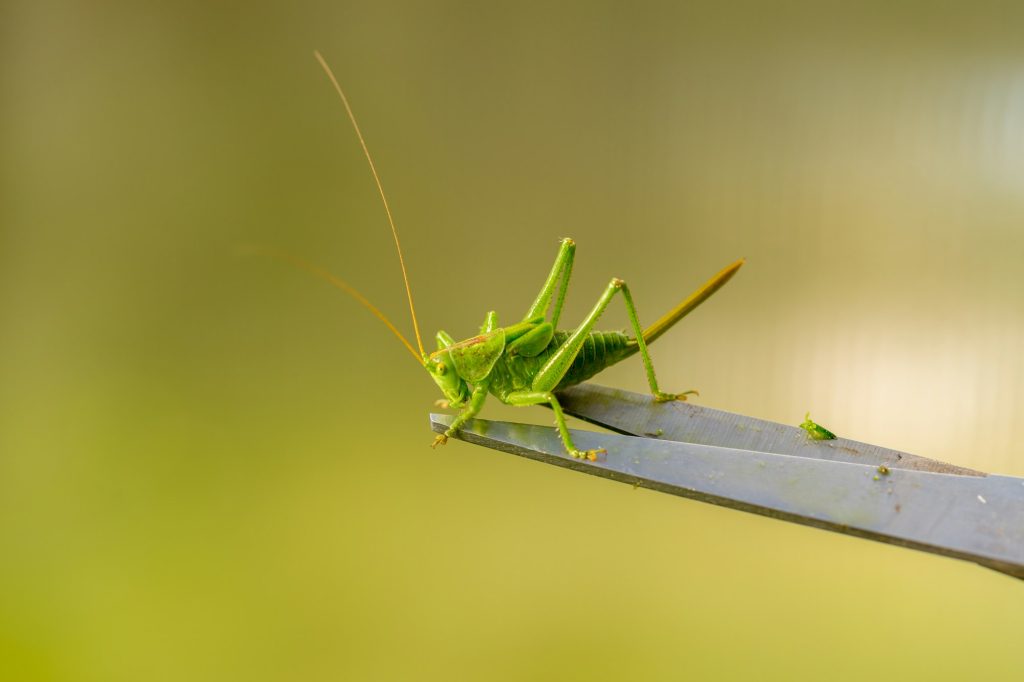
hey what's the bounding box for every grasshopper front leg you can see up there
[432,381,489,448]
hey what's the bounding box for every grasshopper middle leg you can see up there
[504,390,604,461]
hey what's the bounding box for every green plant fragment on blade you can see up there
[799,412,837,440]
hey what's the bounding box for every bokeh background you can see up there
[3,1,1024,679]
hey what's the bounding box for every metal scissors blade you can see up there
[555,383,983,476]
[429,384,1024,581]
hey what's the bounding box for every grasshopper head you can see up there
[427,328,505,408]
[425,352,469,407]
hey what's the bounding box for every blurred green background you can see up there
[3,1,1024,679]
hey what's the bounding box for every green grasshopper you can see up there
[799,412,837,441]
[304,52,744,460]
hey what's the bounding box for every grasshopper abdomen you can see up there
[488,330,636,401]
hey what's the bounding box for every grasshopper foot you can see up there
[569,447,606,462]
[434,399,451,409]
[431,434,449,448]
[654,389,699,403]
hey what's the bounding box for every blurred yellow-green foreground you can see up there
[3,1,1024,680]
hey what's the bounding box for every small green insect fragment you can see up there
[799,412,837,440]
[877,465,890,475]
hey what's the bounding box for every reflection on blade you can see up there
[555,384,983,476]
[430,413,1024,581]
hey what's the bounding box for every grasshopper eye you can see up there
[436,362,447,375]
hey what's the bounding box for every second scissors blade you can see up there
[555,384,982,476]
[429,413,1024,580]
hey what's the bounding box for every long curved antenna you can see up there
[314,50,426,358]
[253,245,422,363]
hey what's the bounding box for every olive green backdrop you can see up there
[3,1,1024,680]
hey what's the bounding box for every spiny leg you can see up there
[531,278,690,405]
[504,390,604,461]
[618,283,697,403]
[523,238,575,327]
[511,278,628,459]
[432,382,489,448]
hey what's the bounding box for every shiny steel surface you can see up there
[556,384,983,476]
[430,408,1024,580]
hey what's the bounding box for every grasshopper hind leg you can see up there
[510,277,698,458]
[532,278,695,406]
[617,282,699,403]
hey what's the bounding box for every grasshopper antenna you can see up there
[244,244,422,363]
[314,50,426,360]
